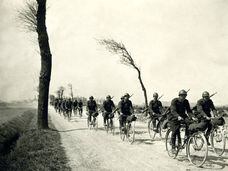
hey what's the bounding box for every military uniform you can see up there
[72,100,78,114]
[197,99,215,118]
[119,99,134,128]
[148,100,163,130]
[117,99,124,115]
[103,99,115,125]
[169,98,192,148]
[78,100,83,115]
[54,99,59,112]
[87,99,97,122]
[62,100,67,114]
[65,99,73,117]
[196,98,216,140]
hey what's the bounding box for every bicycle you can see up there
[87,112,98,131]
[148,107,170,140]
[73,106,78,116]
[78,106,83,117]
[166,121,208,167]
[119,115,136,144]
[105,113,115,135]
[148,113,168,140]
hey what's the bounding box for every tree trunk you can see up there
[36,0,52,129]
[135,67,148,115]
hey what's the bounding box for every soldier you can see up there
[58,98,62,114]
[117,96,124,116]
[72,99,78,115]
[102,95,115,126]
[119,93,135,130]
[196,91,217,145]
[54,98,59,113]
[78,99,83,116]
[66,98,73,119]
[148,92,163,132]
[61,98,67,116]
[86,96,98,124]
[169,90,193,153]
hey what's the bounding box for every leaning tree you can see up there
[98,39,148,114]
[18,0,52,129]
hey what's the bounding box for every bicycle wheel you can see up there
[211,126,226,156]
[148,120,156,140]
[105,120,109,133]
[187,132,208,167]
[158,121,168,139]
[127,121,135,144]
[165,129,176,158]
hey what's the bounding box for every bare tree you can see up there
[58,86,65,99]
[18,0,52,129]
[68,83,74,100]
[98,39,148,113]
[56,90,61,99]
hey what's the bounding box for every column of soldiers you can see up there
[53,97,84,119]
[148,90,224,154]
[51,90,225,153]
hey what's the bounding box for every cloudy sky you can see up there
[0,0,228,105]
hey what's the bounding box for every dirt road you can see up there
[50,108,228,171]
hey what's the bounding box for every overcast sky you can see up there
[0,0,228,105]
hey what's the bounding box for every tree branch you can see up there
[18,1,38,32]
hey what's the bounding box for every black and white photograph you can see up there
[0,0,228,170]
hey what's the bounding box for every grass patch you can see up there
[0,108,34,125]
[0,110,71,171]
[0,110,35,154]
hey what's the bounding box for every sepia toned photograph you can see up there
[0,0,228,170]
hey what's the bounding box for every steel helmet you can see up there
[89,96,94,100]
[153,92,158,97]
[106,95,111,99]
[124,93,130,98]
[179,90,187,96]
[202,91,210,97]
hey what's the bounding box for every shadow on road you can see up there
[133,138,154,145]
[135,130,148,135]
[49,128,89,132]
[203,155,228,170]
[174,151,228,170]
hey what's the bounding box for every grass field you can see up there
[0,107,34,125]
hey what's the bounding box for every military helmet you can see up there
[124,93,130,98]
[153,92,158,97]
[179,90,187,96]
[106,95,111,99]
[202,91,210,97]
[89,96,94,99]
